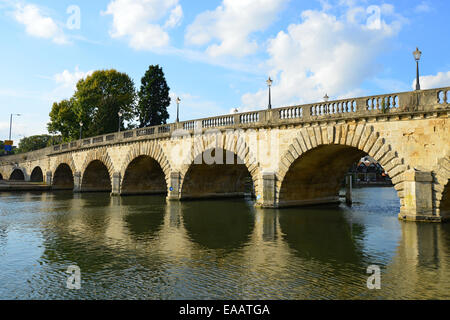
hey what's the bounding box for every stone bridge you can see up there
[1,87,449,222]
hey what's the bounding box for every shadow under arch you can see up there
[121,155,167,195]
[440,182,450,220]
[180,148,255,200]
[81,160,112,192]
[182,199,255,251]
[278,124,406,208]
[279,145,367,206]
[53,163,74,190]
[30,166,44,182]
[10,168,25,181]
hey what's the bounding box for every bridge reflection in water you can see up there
[0,187,449,300]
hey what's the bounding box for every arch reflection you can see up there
[121,195,166,240]
[182,199,255,251]
[278,206,364,264]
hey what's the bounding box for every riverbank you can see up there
[0,181,51,191]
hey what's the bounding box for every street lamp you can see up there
[79,121,83,140]
[176,97,181,123]
[118,111,123,132]
[323,94,329,102]
[9,113,21,141]
[413,47,422,91]
[267,77,273,109]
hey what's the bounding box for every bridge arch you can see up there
[121,156,168,195]
[9,168,26,181]
[433,155,450,220]
[119,142,171,195]
[30,166,44,182]
[53,163,74,190]
[80,149,114,192]
[277,124,407,207]
[180,132,260,200]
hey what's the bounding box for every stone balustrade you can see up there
[2,86,449,162]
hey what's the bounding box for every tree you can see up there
[75,69,136,137]
[48,98,79,141]
[48,69,136,140]
[16,135,55,154]
[136,65,171,128]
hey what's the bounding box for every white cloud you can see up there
[412,71,450,90]
[185,0,289,57]
[13,3,68,44]
[54,67,93,90]
[45,67,93,102]
[415,2,432,13]
[103,0,182,51]
[241,4,404,109]
[164,4,183,29]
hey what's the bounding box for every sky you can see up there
[0,0,449,144]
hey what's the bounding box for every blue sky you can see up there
[0,0,449,144]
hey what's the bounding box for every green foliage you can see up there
[75,69,136,137]
[136,65,171,128]
[48,69,136,140]
[16,135,56,154]
[48,98,79,141]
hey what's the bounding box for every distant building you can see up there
[349,156,392,185]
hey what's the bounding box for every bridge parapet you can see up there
[0,87,448,162]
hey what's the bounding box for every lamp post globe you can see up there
[118,111,123,133]
[79,121,83,140]
[176,97,181,123]
[413,47,422,91]
[267,77,273,109]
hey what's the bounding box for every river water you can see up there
[0,187,449,300]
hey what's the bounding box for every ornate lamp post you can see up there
[267,77,273,109]
[413,47,422,91]
[176,97,181,123]
[79,121,83,140]
[118,111,123,133]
